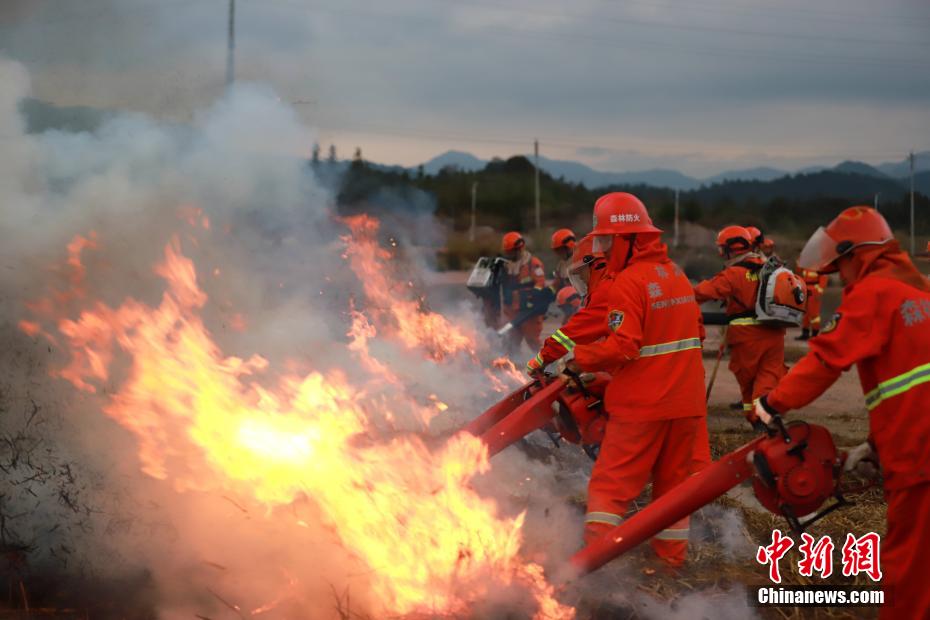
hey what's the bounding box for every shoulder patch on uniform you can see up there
[607,309,625,332]
[821,312,841,334]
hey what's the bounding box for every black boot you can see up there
[795,328,810,341]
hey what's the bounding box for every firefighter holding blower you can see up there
[500,231,548,352]
[753,206,930,618]
[564,192,708,567]
[525,233,610,375]
[694,226,788,417]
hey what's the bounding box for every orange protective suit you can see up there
[764,242,930,619]
[502,253,548,350]
[799,268,828,331]
[694,255,786,413]
[534,268,613,367]
[572,235,707,566]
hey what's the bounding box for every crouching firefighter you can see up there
[564,192,708,567]
[694,226,791,417]
[753,207,930,620]
[525,233,611,376]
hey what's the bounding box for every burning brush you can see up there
[16,220,574,619]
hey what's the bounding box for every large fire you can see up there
[20,220,572,618]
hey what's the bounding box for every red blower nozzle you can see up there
[462,373,610,459]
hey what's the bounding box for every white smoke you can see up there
[0,56,760,619]
[0,56,593,618]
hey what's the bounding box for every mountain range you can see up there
[17,98,929,194]
[422,150,930,192]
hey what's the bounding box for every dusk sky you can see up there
[2,0,928,176]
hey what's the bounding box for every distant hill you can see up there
[422,150,486,174]
[876,151,930,177]
[704,167,788,185]
[833,160,888,178]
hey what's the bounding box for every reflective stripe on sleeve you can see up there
[638,337,702,358]
[552,329,576,351]
[584,511,623,527]
[864,362,930,410]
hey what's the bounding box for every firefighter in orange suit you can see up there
[564,192,707,567]
[753,206,930,620]
[797,265,828,340]
[694,226,786,417]
[551,228,576,291]
[501,231,548,351]
[526,234,611,375]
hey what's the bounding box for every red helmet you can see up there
[591,192,661,236]
[556,285,581,307]
[745,225,763,246]
[502,231,525,253]
[551,228,576,251]
[716,225,753,256]
[761,237,776,252]
[798,206,893,273]
[569,233,605,273]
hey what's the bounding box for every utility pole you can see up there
[673,189,680,248]
[874,193,879,212]
[910,151,916,255]
[469,181,478,242]
[226,0,236,88]
[534,139,541,230]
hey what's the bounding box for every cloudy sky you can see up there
[1,0,928,176]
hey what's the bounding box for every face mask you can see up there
[568,269,589,297]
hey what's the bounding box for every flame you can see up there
[341,215,478,361]
[23,233,573,618]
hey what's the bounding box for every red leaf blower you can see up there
[464,372,611,460]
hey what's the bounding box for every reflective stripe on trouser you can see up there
[552,329,576,351]
[584,511,623,527]
[742,403,753,412]
[729,317,761,326]
[654,517,690,541]
[639,337,702,358]
[865,362,930,411]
